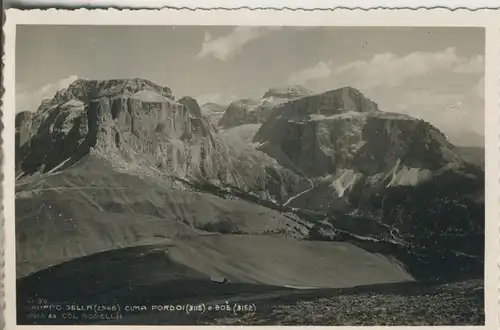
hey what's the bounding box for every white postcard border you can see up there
[3,8,500,330]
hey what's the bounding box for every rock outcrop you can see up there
[217,85,313,129]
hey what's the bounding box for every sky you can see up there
[16,25,485,146]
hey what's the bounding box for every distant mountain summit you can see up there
[201,102,227,125]
[218,99,264,128]
[217,85,313,129]
[202,102,227,113]
[262,85,313,99]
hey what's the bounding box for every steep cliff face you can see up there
[255,87,462,179]
[256,111,462,180]
[17,80,224,180]
[16,79,310,204]
[17,88,210,179]
[217,85,313,129]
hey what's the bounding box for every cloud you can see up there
[334,47,484,90]
[16,75,79,113]
[390,89,484,140]
[393,90,466,117]
[286,48,485,145]
[453,54,484,73]
[287,61,333,85]
[197,27,281,61]
[288,47,484,90]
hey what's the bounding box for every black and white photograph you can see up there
[6,12,494,326]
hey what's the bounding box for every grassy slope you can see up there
[167,234,413,288]
[15,154,308,278]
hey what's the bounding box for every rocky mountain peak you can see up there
[16,79,225,179]
[217,86,381,130]
[230,98,259,106]
[217,88,313,129]
[254,87,463,182]
[262,85,313,99]
[217,99,264,128]
[272,86,380,119]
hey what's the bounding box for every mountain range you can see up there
[15,78,484,325]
